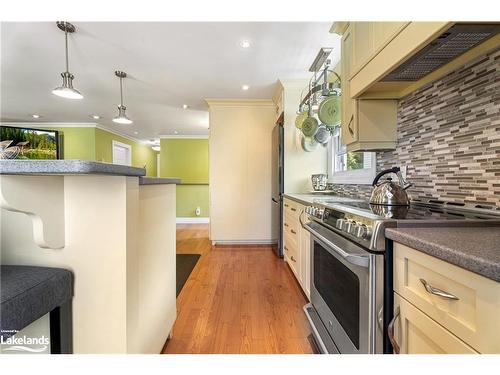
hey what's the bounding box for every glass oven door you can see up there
[307,221,373,354]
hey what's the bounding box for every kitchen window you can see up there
[327,129,376,185]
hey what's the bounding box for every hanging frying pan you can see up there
[314,124,331,144]
[301,135,319,152]
[318,96,341,125]
[295,111,308,129]
[301,116,319,137]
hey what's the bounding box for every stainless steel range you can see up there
[301,198,500,354]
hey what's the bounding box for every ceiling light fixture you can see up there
[112,71,133,125]
[52,22,83,100]
[90,114,101,120]
[173,130,179,135]
[242,84,250,91]
[31,114,41,119]
[133,131,139,135]
[240,40,251,48]
[182,104,189,109]
[152,146,160,152]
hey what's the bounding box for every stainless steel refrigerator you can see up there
[271,121,284,257]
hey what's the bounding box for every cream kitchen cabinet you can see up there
[392,294,478,354]
[351,22,409,78]
[283,198,311,299]
[340,23,398,151]
[391,242,500,354]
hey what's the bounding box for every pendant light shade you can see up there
[113,71,133,125]
[52,21,83,100]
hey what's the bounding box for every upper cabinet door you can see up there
[371,22,408,49]
[341,24,358,146]
[352,22,373,76]
[351,22,409,79]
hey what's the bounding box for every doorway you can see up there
[112,140,132,166]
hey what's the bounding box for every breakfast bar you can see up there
[0,160,180,353]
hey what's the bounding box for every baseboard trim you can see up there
[212,240,277,246]
[176,217,210,224]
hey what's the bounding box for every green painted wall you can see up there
[47,126,157,177]
[48,127,96,160]
[160,139,208,183]
[160,138,209,217]
[176,185,210,217]
[95,128,157,177]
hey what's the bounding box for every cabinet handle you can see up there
[284,223,289,227]
[347,114,354,136]
[284,246,289,252]
[291,256,296,262]
[291,207,297,212]
[291,229,297,234]
[420,279,459,300]
[388,306,400,354]
[284,203,289,208]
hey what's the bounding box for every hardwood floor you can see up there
[162,224,315,354]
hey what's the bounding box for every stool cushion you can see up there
[1,265,73,338]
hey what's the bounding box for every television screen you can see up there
[0,126,60,160]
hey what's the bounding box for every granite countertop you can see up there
[284,193,364,206]
[386,226,500,282]
[0,160,146,177]
[139,177,181,185]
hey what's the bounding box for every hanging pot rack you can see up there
[298,62,341,114]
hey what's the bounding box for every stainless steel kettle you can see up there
[370,167,412,206]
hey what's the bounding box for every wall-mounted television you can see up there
[0,125,62,160]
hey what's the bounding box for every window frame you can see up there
[327,134,377,185]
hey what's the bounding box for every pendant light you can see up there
[52,21,83,100]
[113,71,133,124]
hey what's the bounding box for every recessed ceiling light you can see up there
[242,85,249,91]
[133,131,138,135]
[90,114,101,120]
[174,130,179,135]
[240,40,251,48]
[182,104,189,109]
[31,114,41,119]
[152,146,160,152]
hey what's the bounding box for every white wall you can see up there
[280,80,328,193]
[208,100,275,243]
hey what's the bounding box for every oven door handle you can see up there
[305,223,370,268]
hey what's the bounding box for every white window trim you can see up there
[327,139,377,185]
[112,140,132,166]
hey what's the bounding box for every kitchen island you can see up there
[0,160,180,353]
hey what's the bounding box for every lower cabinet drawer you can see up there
[283,198,301,218]
[284,233,300,278]
[393,294,478,354]
[393,242,500,353]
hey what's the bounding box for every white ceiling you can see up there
[1,22,340,142]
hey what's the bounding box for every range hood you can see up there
[382,23,500,82]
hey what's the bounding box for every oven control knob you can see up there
[316,208,324,219]
[356,225,373,240]
[349,222,361,236]
[335,219,345,230]
[342,220,352,233]
[344,220,353,233]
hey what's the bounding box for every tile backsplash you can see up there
[332,47,500,208]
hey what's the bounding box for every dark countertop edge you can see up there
[0,160,146,177]
[139,177,181,185]
[386,228,500,283]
